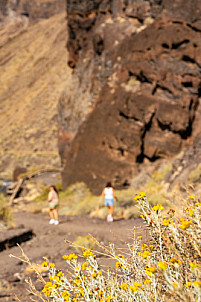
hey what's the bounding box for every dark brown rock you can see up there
[13,167,27,182]
[59,0,201,193]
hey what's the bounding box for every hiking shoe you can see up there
[54,220,59,225]
[49,219,55,224]
[107,214,112,222]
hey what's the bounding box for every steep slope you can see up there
[59,0,201,193]
[0,10,71,177]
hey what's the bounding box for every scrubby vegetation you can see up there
[72,235,97,254]
[189,164,201,184]
[13,193,201,301]
[0,193,13,226]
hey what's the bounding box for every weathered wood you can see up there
[7,168,61,202]
[9,178,24,205]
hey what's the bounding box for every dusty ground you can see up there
[0,212,147,301]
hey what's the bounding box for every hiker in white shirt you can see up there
[98,182,117,222]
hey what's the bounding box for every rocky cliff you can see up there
[59,0,201,193]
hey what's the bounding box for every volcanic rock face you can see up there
[59,0,201,193]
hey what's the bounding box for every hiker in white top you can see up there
[98,182,117,222]
[48,185,59,225]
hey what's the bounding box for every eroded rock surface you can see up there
[58,0,201,193]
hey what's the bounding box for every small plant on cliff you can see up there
[12,192,201,301]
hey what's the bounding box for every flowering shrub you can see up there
[14,193,201,301]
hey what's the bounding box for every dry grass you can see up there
[0,12,71,176]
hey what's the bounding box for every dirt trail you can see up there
[0,212,147,301]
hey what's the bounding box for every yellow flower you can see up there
[98,290,103,297]
[194,281,201,287]
[145,266,155,276]
[41,261,48,267]
[142,251,151,259]
[172,282,177,289]
[44,282,52,287]
[92,272,98,278]
[117,254,125,259]
[170,258,182,268]
[130,283,142,293]
[61,291,71,301]
[130,285,136,293]
[195,202,201,207]
[133,282,142,287]
[52,275,60,282]
[141,244,148,250]
[82,248,96,259]
[42,287,52,296]
[57,271,64,277]
[120,283,128,290]
[157,261,168,270]
[190,261,198,271]
[105,295,111,302]
[148,245,155,251]
[49,263,55,269]
[189,195,195,200]
[134,191,146,201]
[184,282,191,289]
[63,253,78,261]
[79,287,84,297]
[180,218,192,230]
[42,283,52,296]
[144,279,151,285]
[116,262,126,269]
[189,209,194,217]
[75,277,81,286]
[116,262,122,268]
[98,271,102,275]
[163,219,170,226]
[81,262,89,270]
[153,204,164,212]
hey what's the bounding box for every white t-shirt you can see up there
[104,187,113,200]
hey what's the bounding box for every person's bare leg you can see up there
[49,209,54,219]
[109,206,114,216]
[53,208,58,221]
